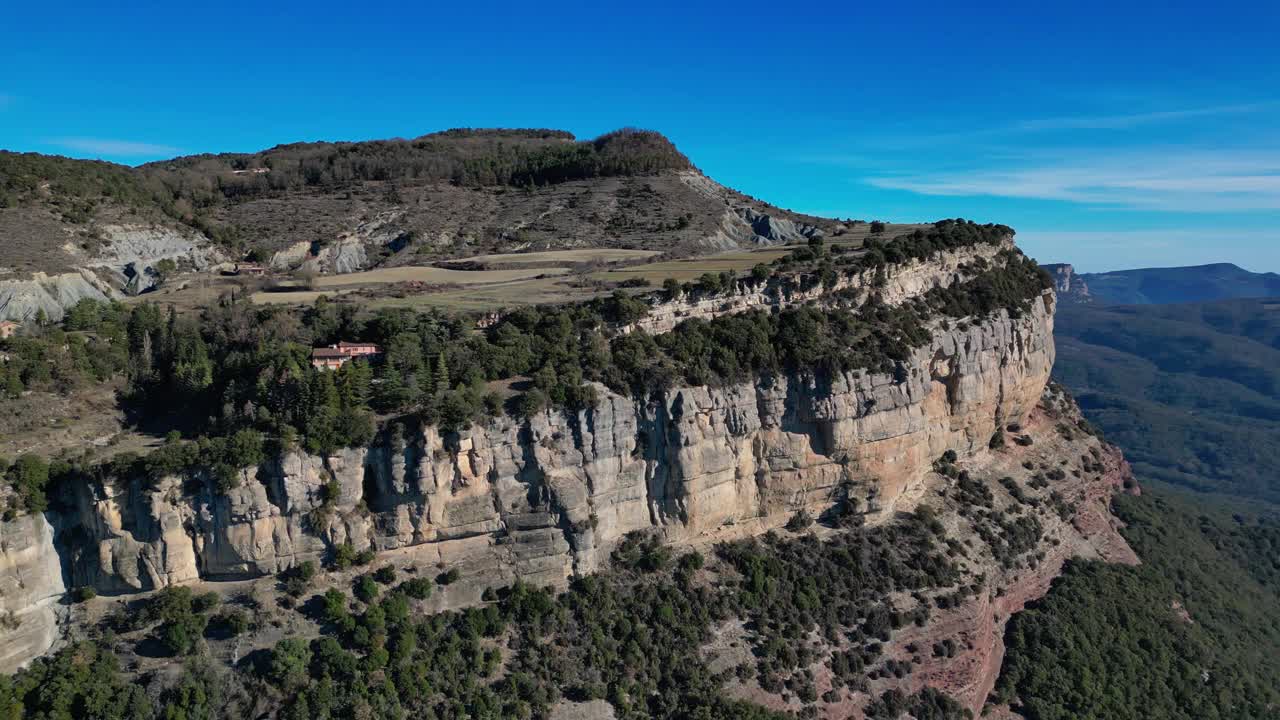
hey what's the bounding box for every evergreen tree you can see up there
[303,371,342,455]
[173,327,213,399]
[433,351,450,395]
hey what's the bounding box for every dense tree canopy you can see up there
[995,489,1280,719]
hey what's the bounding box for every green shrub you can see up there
[354,575,380,603]
[398,577,433,600]
[785,509,814,532]
[192,591,221,613]
[220,608,250,637]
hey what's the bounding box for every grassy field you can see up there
[251,289,356,305]
[125,275,254,313]
[591,248,793,283]
[453,248,662,265]
[368,276,585,310]
[584,226,928,285]
[314,265,568,288]
[180,224,929,312]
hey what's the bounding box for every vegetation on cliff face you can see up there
[0,512,974,720]
[994,489,1280,719]
[1025,278,1280,718]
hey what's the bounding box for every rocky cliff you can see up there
[630,238,1014,336]
[0,270,112,323]
[1041,263,1092,305]
[0,266,1058,672]
[0,223,226,322]
[0,513,67,673]
[715,384,1138,718]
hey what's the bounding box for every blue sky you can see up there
[3,0,1278,272]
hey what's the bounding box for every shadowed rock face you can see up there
[1041,263,1092,305]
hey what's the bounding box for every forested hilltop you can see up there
[0,128,842,280]
[2,128,692,224]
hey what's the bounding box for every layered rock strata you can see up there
[1,239,1065,676]
[44,291,1050,597]
[628,238,1013,335]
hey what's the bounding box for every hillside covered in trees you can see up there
[1053,298,1280,503]
[995,487,1280,719]
[0,128,842,274]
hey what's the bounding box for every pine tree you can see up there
[304,371,342,455]
[173,328,213,398]
[433,351,449,394]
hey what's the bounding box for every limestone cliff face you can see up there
[1040,263,1092,305]
[0,240,1061,674]
[629,239,1012,336]
[719,387,1139,719]
[44,289,1053,596]
[0,513,67,673]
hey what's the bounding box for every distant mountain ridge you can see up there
[1043,262,1280,305]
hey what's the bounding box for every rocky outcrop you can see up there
[270,241,313,270]
[0,223,227,321]
[0,238,1080,683]
[0,270,112,322]
[716,386,1139,719]
[1041,263,1092,304]
[0,514,67,673]
[734,207,824,245]
[872,401,1138,717]
[676,171,825,250]
[629,239,1013,335]
[268,211,405,274]
[89,224,226,294]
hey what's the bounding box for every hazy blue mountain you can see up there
[1044,262,1280,305]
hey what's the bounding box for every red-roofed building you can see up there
[311,341,382,370]
[334,341,381,355]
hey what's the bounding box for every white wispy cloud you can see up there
[53,137,181,157]
[795,102,1277,157]
[1008,102,1273,132]
[866,149,1280,212]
